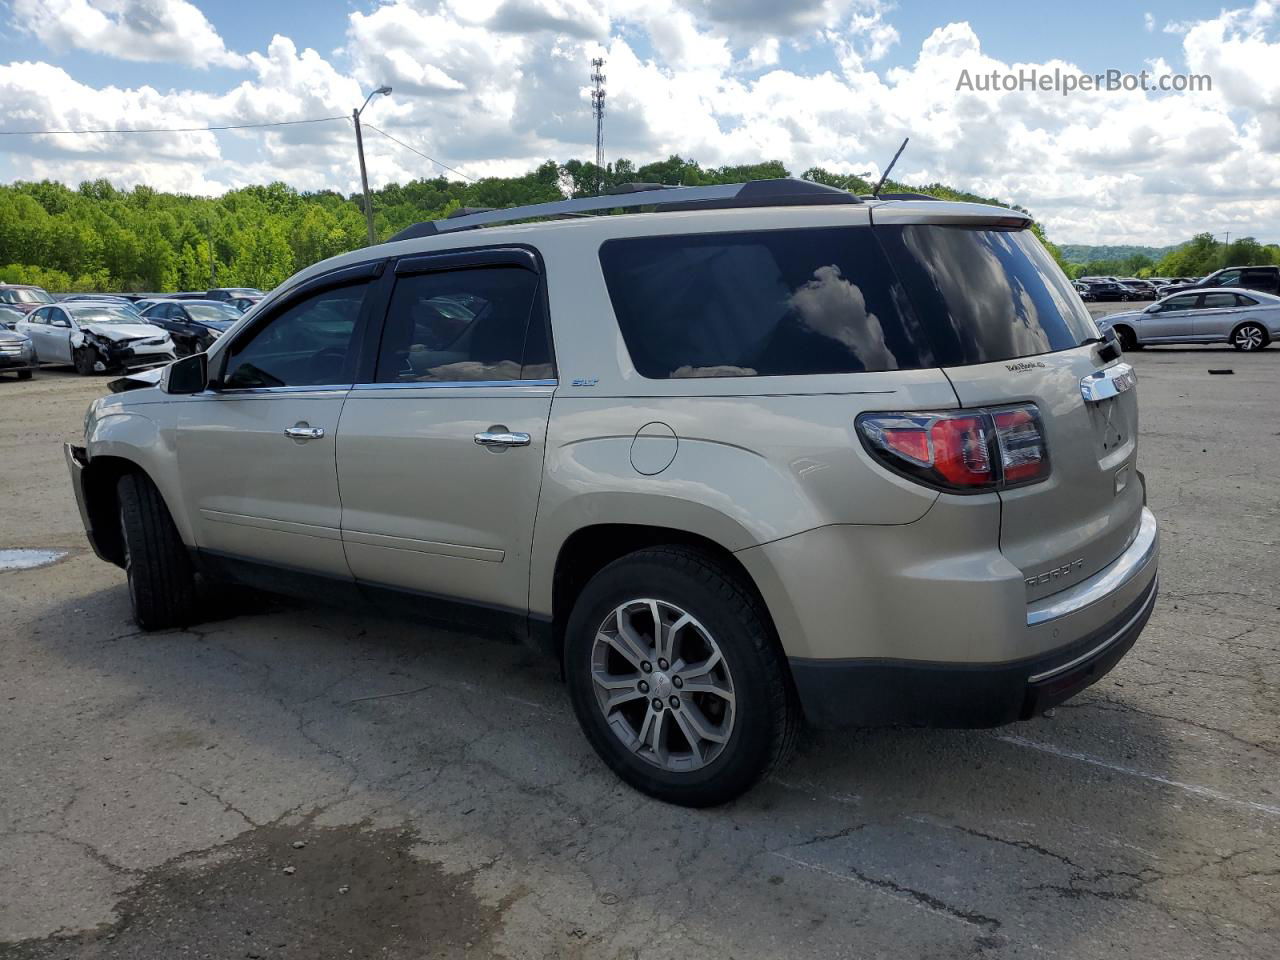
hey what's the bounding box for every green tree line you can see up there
[1,155,1094,293]
[1062,233,1280,281]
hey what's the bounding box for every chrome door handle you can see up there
[284,424,325,441]
[474,430,530,448]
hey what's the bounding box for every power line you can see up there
[0,110,478,186]
[0,115,348,136]
[361,122,476,182]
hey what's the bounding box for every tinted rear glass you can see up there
[877,225,1095,366]
[599,227,934,378]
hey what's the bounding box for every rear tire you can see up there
[116,472,198,630]
[564,546,799,807]
[1231,322,1268,351]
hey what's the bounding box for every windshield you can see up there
[0,288,54,305]
[68,306,145,325]
[186,303,241,322]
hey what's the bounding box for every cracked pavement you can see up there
[1,348,1278,959]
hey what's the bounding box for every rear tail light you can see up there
[856,404,1050,493]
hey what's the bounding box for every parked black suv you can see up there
[1158,266,1280,298]
[1081,279,1126,302]
[139,299,241,355]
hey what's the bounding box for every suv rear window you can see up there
[875,225,1097,367]
[600,225,1096,378]
[599,228,934,378]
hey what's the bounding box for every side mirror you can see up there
[1098,327,1122,362]
[52,318,71,328]
[163,352,208,394]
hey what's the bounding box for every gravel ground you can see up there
[1,346,1277,960]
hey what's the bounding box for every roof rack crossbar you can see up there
[387,178,860,241]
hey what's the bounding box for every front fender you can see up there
[87,411,195,548]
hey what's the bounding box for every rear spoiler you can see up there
[869,200,1032,230]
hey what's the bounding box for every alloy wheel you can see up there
[1234,325,1264,351]
[590,598,736,773]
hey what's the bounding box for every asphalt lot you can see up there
[2,330,1277,959]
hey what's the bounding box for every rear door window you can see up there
[874,225,1096,366]
[373,265,549,383]
[1201,293,1236,308]
[599,228,933,378]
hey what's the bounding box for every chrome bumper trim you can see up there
[1028,576,1158,683]
[1026,507,1158,627]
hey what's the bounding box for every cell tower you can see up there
[590,57,606,195]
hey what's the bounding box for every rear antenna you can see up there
[872,137,909,198]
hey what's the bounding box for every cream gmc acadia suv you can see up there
[66,179,1159,806]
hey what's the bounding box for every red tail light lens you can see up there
[929,415,995,487]
[857,405,1049,493]
[991,407,1049,484]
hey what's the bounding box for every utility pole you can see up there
[591,58,606,195]
[353,85,392,245]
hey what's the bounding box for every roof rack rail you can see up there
[386,177,860,242]
[446,206,495,219]
[858,192,942,201]
[604,182,674,194]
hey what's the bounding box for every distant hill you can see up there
[1058,243,1183,264]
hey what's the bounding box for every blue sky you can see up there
[0,1,1214,98]
[1,1,1277,244]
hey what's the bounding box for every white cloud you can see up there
[1144,12,1155,32]
[1,0,1279,245]
[10,0,247,69]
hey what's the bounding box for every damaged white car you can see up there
[16,301,176,375]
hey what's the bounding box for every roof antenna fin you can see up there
[872,137,909,198]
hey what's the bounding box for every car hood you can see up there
[1094,310,1144,325]
[0,328,30,343]
[194,319,234,332]
[82,323,168,342]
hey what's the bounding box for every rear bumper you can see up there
[745,504,1160,729]
[790,574,1157,728]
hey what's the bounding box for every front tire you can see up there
[116,472,198,630]
[74,345,101,375]
[1232,322,1268,351]
[565,547,799,807]
[1115,326,1142,351]
[17,369,33,380]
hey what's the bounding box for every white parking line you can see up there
[996,734,1280,818]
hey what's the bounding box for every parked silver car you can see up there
[0,326,37,380]
[65,179,1158,805]
[1096,288,1280,351]
[16,301,176,374]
